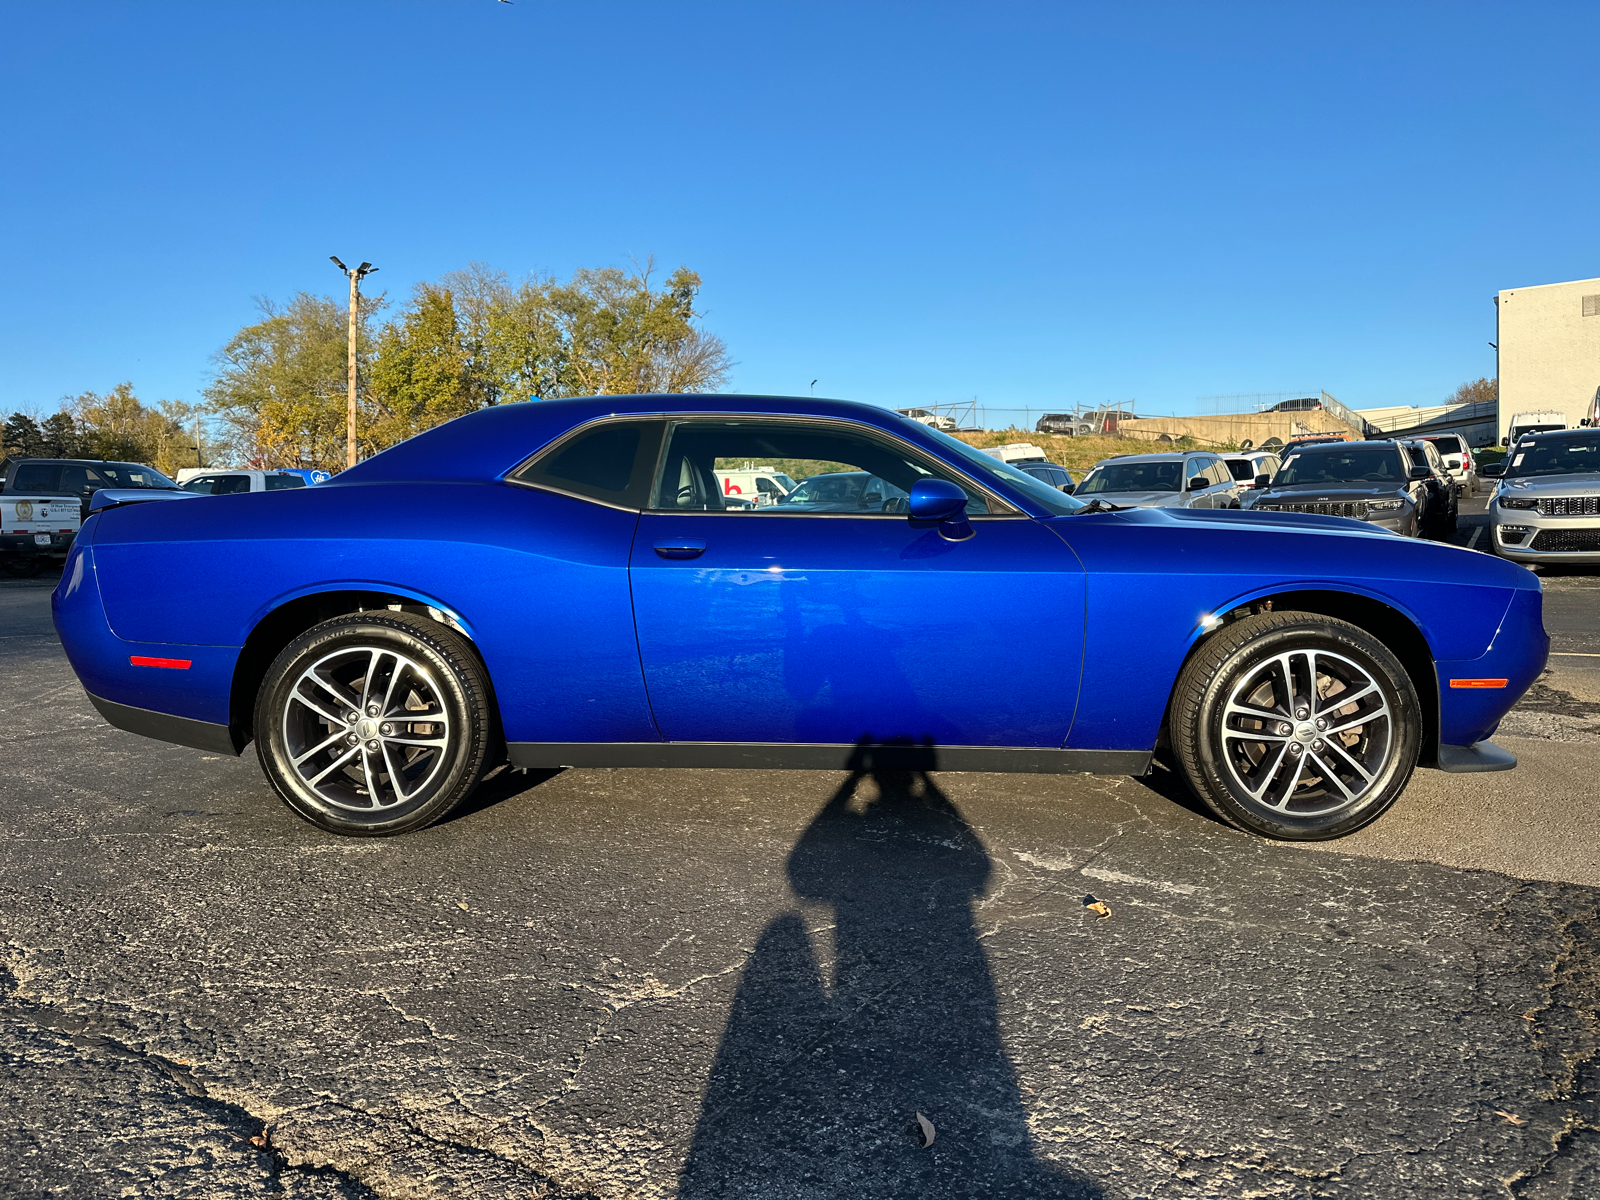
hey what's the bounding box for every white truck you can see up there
[713,467,798,507]
[1503,410,1567,446]
[0,492,81,577]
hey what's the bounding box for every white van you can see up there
[1504,411,1567,446]
[980,443,1050,465]
[714,468,798,507]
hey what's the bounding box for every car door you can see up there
[628,416,1086,748]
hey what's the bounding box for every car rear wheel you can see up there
[254,611,494,836]
[1170,612,1420,840]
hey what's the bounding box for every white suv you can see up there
[180,470,308,495]
[1419,434,1478,496]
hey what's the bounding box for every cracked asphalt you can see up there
[2,532,1597,1199]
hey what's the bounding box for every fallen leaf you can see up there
[248,1134,268,1148]
[1494,1110,1526,1126]
[456,901,469,911]
[1083,894,1112,920]
[914,1112,936,1148]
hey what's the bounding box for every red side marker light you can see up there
[130,656,192,670]
[1449,678,1508,689]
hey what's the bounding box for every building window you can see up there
[1584,294,1600,317]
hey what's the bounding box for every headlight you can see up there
[1366,499,1404,512]
[1499,496,1537,510]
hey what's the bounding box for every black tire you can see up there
[1,556,47,578]
[254,611,494,836]
[1169,611,1420,840]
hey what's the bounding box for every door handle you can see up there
[653,539,707,559]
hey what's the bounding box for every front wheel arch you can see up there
[1160,589,1438,769]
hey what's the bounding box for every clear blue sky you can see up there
[3,1,1596,420]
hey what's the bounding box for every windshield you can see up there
[917,425,1085,514]
[1275,447,1404,486]
[1076,461,1182,495]
[781,473,867,504]
[100,462,179,489]
[1505,434,1600,479]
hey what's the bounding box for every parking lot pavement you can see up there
[3,574,1598,1198]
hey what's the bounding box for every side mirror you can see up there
[1480,463,1505,477]
[908,478,973,541]
[1254,473,1271,487]
[1500,437,1509,446]
[1058,482,1075,495]
[1187,477,1206,491]
[1408,465,1433,480]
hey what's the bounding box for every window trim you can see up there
[505,412,1023,517]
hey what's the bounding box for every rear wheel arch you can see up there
[230,591,500,750]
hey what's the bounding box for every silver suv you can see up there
[1073,452,1241,509]
[1482,428,1600,563]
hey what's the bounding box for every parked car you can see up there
[1012,461,1075,492]
[713,468,797,507]
[1074,452,1240,509]
[1222,451,1282,493]
[0,489,81,576]
[772,470,909,512]
[54,394,1545,844]
[980,443,1049,465]
[1035,413,1079,435]
[1481,428,1600,563]
[0,456,185,521]
[1502,410,1567,447]
[1418,434,1478,496]
[181,469,310,495]
[896,408,959,432]
[1244,441,1436,537]
[1400,439,1460,537]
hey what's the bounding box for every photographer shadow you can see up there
[679,742,1101,1198]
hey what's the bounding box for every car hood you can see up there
[1252,483,1407,503]
[1496,473,1600,497]
[1079,490,1186,508]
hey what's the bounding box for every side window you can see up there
[8,463,63,492]
[1205,460,1229,486]
[213,475,253,495]
[60,465,107,496]
[510,419,666,510]
[265,474,305,490]
[1184,458,1206,482]
[183,476,216,494]
[648,419,989,515]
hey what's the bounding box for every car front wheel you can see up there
[1170,612,1421,840]
[254,611,494,835]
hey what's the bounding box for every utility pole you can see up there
[330,256,378,469]
[194,415,203,469]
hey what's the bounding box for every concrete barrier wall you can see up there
[1115,412,1363,447]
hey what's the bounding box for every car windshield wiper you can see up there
[1071,498,1127,514]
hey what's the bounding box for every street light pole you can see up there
[330,256,378,470]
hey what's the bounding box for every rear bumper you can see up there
[1,532,73,556]
[85,691,242,755]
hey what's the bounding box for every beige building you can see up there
[1495,275,1600,439]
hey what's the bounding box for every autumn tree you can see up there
[63,383,206,475]
[1447,378,1497,406]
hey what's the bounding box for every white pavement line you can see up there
[1550,652,1600,658]
[1467,525,1482,549]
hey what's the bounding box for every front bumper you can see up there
[1491,509,1600,563]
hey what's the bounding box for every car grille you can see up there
[1530,529,1600,552]
[1258,501,1367,518]
[1535,496,1600,516]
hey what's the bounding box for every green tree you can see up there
[367,286,479,450]
[205,291,382,470]
[39,412,82,457]
[2,413,45,458]
[66,383,194,474]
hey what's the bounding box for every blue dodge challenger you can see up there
[53,395,1547,841]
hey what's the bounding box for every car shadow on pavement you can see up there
[437,763,563,825]
[678,742,1103,1199]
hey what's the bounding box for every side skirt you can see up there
[507,741,1152,776]
[86,691,245,756]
